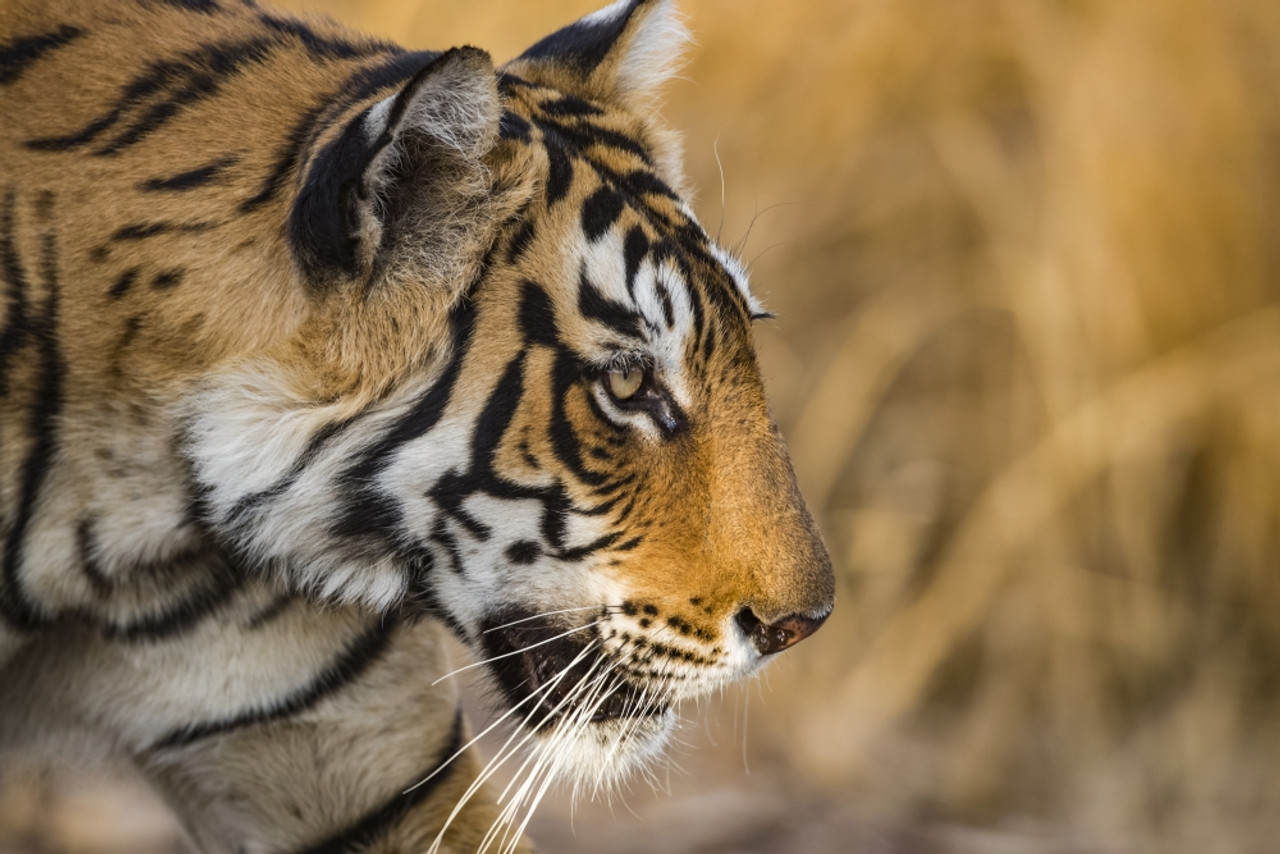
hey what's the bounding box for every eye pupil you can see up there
[607,366,644,400]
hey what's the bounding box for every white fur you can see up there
[604,0,692,103]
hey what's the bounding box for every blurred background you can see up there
[7,0,1280,851]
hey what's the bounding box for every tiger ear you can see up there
[289,47,502,288]
[505,0,690,109]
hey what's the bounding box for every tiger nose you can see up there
[734,607,830,656]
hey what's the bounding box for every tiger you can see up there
[0,0,835,851]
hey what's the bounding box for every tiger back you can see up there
[0,0,835,851]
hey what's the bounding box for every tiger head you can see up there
[187,0,833,787]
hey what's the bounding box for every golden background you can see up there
[6,0,1280,851]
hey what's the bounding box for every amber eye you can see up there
[605,366,644,401]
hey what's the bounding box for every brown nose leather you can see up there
[735,608,830,655]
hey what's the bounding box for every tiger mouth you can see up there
[479,610,669,728]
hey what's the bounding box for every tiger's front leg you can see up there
[0,584,532,854]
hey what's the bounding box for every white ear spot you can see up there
[611,0,692,103]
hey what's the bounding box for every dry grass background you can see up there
[6,0,1280,851]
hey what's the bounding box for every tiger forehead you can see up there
[493,78,756,334]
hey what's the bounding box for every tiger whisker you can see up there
[428,643,608,854]
[478,654,618,853]
[410,638,603,798]
[429,618,605,686]
[481,605,604,634]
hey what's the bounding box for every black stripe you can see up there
[244,593,295,630]
[505,219,535,263]
[0,206,63,631]
[0,25,85,86]
[556,531,621,562]
[151,269,184,290]
[547,349,608,488]
[257,12,397,62]
[292,707,466,854]
[429,518,468,575]
[518,279,559,349]
[621,169,681,202]
[580,185,624,242]
[151,617,398,750]
[108,268,140,299]
[498,109,531,142]
[96,38,278,156]
[238,102,326,212]
[577,268,643,340]
[539,94,604,118]
[0,191,32,398]
[535,117,652,167]
[76,518,115,595]
[622,225,648,301]
[156,0,221,13]
[338,298,476,493]
[426,351,529,542]
[138,155,239,192]
[25,37,274,153]
[111,221,219,241]
[98,550,241,642]
[225,413,361,527]
[544,139,573,206]
[287,102,378,280]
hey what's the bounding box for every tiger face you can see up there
[166,0,836,786]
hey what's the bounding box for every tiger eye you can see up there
[607,366,644,400]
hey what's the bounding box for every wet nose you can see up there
[735,607,831,656]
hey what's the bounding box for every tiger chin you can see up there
[0,0,834,851]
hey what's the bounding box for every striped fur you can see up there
[0,0,835,850]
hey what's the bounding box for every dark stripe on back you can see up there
[0,206,63,631]
[151,269,184,290]
[257,12,397,61]
[0,192,31,398]
[138,155,238,192]
[108,268,140,299]
[26,37,277,154]
[111,221,219,241]
[291,707,466,854]
[150,616,398,750]
[0,25,85,86]
[156,0,222,13]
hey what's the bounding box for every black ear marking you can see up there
[288,47,499,288]
[287,100,383,281]
[518,0,645,73]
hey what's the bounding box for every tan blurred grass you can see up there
[8,0,1280,851]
